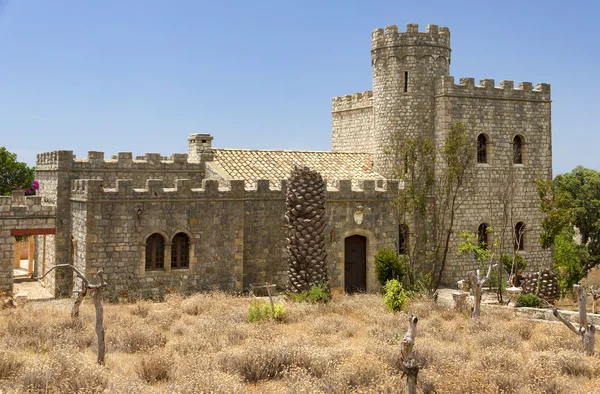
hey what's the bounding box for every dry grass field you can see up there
[0,292,598,393]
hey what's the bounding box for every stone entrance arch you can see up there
[339,228,377,293]
[0,191,56,295]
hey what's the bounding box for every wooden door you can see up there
[344,235,366,293]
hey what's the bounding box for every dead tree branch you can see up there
[37,265,108,364]
[552,284,595,355]
[467,255,497,319]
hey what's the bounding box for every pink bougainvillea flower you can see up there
[24,189,32,195]
[32,180,39,190]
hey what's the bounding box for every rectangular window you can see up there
[404,71,409,93]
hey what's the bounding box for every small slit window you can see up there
[477,134,487,164]
[404,71,409,93]
[478,223,489,250]
[398,225,408,255]
[145,233,165,270]
[513,135,523,164]
[171,233,190,269]
[514,222,526,251]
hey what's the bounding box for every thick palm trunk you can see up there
[286,166,328,293]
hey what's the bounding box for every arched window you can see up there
[477,134,487,164]
[514,222,526,251]
[171,233,190,269]
[478,223,489,249]
[145,233,165,270]
[513,135,523,164]
[398,224,408,255]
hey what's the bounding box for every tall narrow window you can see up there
[477,134,487,164]
[478,223,489,249]
[513,135,523,164]
[398,225,408,255]
[145,233,165,270]
[404,71,409,93]
[171,233,190,269]
[514,222,526,251]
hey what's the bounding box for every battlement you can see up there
[332,91,373,112]
[372,23,450,51]
[37,150,206,171]
[0,191,56,215]
[435,76,551,101]
[70,178,399,201]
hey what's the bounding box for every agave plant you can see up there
[285,166,328,293]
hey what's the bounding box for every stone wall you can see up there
[331,91,374,153]
[37,150,210,189]
[0,192,56,294]
[69,178,399,297]
[371,24,451,177]
[433,77,552,283]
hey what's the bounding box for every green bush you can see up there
[501,253,528,276]
[382,279,410,312]
[374,248,408,287]
[288,283,331,304]
[247,301,286,322]
[517,294,542,308]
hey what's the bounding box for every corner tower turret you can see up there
[371,23,451,177]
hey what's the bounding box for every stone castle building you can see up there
[0,23,552,298]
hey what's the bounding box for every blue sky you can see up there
[0,0,597,176]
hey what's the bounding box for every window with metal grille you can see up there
[145,233,165,270]
[477,134,487,164]
[513,135,523,164]
[514,222,526,251]
[171,233,190,269]
[398,224,408,255]
[478,223,489,249]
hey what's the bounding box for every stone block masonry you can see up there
[333,22,553,284]
[9,22,552,297]
[0,192,56,294]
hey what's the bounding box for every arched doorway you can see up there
[345,235,366,293]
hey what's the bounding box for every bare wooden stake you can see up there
[265,282,275,314]
[590,286,599,315]
[38,265,108,364]
[466,257,497,319]
[72,285,88,318]
[552,284,595,356]
[401,315,419,394]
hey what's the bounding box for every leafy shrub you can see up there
[289,283,331,304]
[382,279,410,312]
[518,294,542,308]
[247,301,286,322]
[374,248,408,287]
[501,253,527,276]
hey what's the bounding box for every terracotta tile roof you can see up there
[211,149,383,184]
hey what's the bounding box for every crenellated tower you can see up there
[371,23,451,177]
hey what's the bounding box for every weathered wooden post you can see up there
[466,259,497,318]
[38,265,108,364]
[552,284,596,355]
[590,286,599,315]
[401,314,419,394]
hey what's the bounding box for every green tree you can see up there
[537,166,600,285]
[0,147,35,196]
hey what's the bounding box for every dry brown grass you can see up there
[0,292,598,393]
